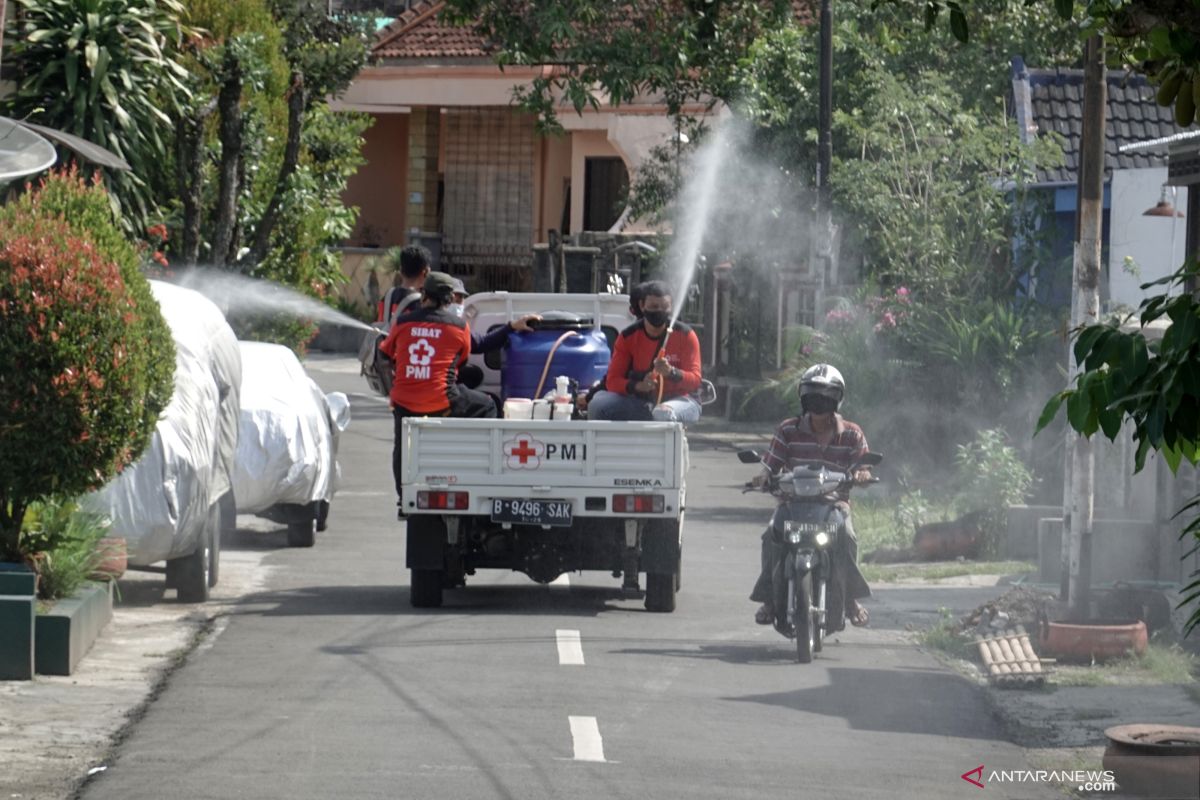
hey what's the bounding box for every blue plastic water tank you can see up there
[502,327,611,399]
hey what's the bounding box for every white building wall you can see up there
[1108,167,1189,310]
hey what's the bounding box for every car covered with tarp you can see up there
[82,280,241,602]
[231,341,349,547]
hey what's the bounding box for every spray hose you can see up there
[534,330,580,399]
[654,326,673,406]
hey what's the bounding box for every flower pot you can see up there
[1103,724,1200,797]
[1039,618,1147,662]
[91,536,126,580]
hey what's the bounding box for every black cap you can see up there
[423,271,456,300]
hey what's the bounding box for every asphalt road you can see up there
[79,355,1055,800]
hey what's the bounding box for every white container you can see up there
[555,375,571,400]
[503,398,533,419]
[531,399,552,420]
[552,400,573,420]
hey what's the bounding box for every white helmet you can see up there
[798,363,845,413]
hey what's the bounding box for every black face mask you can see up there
[643,310,670,328]
[801,393,839,415]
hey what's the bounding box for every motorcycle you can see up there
[739,450,882,663]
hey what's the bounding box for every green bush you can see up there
[954,428,1034,557]
[22,497,109,601]
[0,175,173,561]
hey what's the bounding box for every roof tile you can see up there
[373,0,813,61]
[1021,65,1184,183]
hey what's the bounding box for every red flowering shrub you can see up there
[0,173,174,560]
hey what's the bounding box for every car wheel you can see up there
[170,522,212,603]
[287,516,316,548]
[219,491,237,546]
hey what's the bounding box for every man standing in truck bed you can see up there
[381,271,495,516]
[588,280,703,423]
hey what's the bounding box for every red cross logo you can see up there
[503,435,544,469]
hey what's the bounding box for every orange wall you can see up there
[569,130,625,234]
[537,133,572,242]
[343,112,409,247]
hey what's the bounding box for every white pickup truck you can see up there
[399,292,689,612]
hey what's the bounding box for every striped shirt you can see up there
[762,414,869,477]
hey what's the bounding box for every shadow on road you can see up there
[228,582,649,619]
[724,666,1006,740]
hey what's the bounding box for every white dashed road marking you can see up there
[556,629,585,666]
[549,573,570,590]
[568,716,606,762]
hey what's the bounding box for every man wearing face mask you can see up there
[447,278,540,354]
[587,280,702,423]
[748,364,873,628]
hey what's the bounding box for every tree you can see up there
[912,0,1200,124]
[4,0,193,232]
[1037,263,1200,630]
[0,172,174,561]
[441,0,793,130]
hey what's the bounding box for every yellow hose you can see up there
[533,330,580,399]
[655,327,673,406]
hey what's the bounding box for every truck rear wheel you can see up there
[645,571,676,613]
[411,568,444,608]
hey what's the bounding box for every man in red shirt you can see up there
[588,280,703,423]
[377,245,430,324]
[749,364,873,628]
[381,271,495,512]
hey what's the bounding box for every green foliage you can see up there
[22,497,109,601]
[7,169,176,433]
[251,107,371,294]
[954,428,1034,556]
[5,0,194,232]
[1037,261,1200,634]
[954,428,1035,507]
[442,0,791,130]
[0,174,173,560]
[831,70,1062,302]
[919,607,975,659]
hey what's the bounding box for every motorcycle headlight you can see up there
[786,530,805,544]
[814,531,830,547]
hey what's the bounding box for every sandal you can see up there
[850,602,869,627]
[754,604,773,625]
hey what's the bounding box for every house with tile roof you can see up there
[1010,56,1190,311]
[335,2,808,296]
[335,2,712,292]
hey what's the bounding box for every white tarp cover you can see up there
[232,341,348,514]
[82,281,242,566]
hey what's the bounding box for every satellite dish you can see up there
[0,116,56,182]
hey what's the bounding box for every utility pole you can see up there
[815,0,833,301]
[1066,33,1106,622]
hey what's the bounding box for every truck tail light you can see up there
[417,490,470,510]
[612,494,664,513]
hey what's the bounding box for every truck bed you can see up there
[400,417,687,519]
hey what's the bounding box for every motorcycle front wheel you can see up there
[794,570,814,664]
[813,577,824,653]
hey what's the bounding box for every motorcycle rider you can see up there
[749,364,873,628]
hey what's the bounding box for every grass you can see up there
[919,607,976,660]
[1052,638,1198,687]
[861,560,1036,583]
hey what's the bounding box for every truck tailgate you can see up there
[401,418,684,490]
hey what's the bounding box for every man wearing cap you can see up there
[381,272,496,514]
[447,277,540,354]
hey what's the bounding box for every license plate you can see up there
[490,498,573,527]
